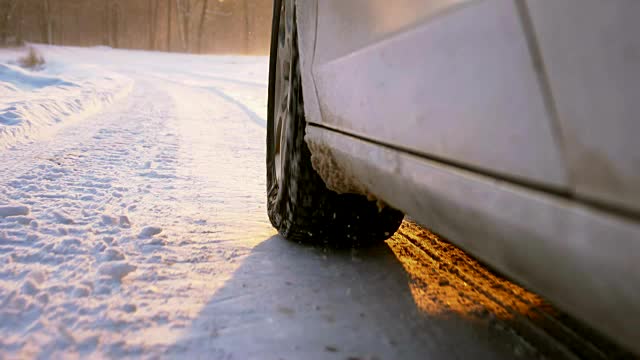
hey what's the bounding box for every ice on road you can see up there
[0,47,537,359]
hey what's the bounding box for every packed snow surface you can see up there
[0,46,536,359]
[0,45,272,358]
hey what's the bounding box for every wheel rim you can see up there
[273,0,294,184]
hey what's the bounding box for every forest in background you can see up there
[0,0,273,54]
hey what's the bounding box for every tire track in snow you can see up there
[389,221,635,359]
[143,72,267,128]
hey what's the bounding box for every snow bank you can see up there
[0,63,75,90]
[0,47,133,149]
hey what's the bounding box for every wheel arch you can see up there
[292,0,373,197]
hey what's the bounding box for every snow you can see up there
[0,205,30,217]
[0,45,273,359]
[138,226,163,239]
[0,46,133,150]
[0,63,75,90]
[97,261,137,281]
[0,45,534,359]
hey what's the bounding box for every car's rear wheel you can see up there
[266,0,404,247]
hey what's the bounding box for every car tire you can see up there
[266,0,404,247]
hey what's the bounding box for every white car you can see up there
[266,0,640,353]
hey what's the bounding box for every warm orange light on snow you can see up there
[387,221,549,321]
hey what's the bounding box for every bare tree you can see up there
[14,0,22,45]
[0,0,18,45]
[103,0,110,45]
[243,0,250,53]
[167,0,172,51]
[104,0,120,48]
[197,0,209,53]
[148,0,160,50]
[41,0,54,44]
[204,0,232,53]
[176,0,192,52]
[0,0,272,54]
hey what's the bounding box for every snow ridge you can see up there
[0,57,133,150]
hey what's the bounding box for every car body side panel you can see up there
[311,0,569,190]
[313,0,471,65]
[526,0,640,214]
[305,125,640,354]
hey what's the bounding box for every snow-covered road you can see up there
[0,47,546,359]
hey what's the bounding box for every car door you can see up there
[525,0,640,215]
[309,0,570,191]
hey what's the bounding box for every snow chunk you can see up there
[0,204,30,217]
[138,226,162,239]
[35,293,49,305]
[51,210,74,224]
[101,214,117,225]
[5,215,33,225]
[98,261,136,281]
[51,238,84,255]
[101,214,131,228]
[145,238,166,247]
[119,215,131,228]
[99,248,125,262]
[21,279,40,296]
[139,170,175,179]
[72,285,91,298]
[27,270,47,284]
[122,304,137,313]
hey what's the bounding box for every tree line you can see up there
[0,0,273,54]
